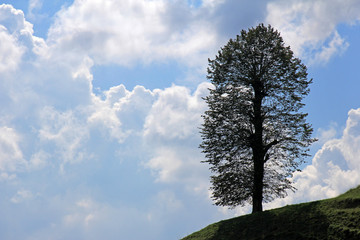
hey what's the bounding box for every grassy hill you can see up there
[181,186,360,240]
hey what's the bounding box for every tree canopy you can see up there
[200,24,316,213]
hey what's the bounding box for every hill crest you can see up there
[182,186,360,240]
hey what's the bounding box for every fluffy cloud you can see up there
[0,4,26,72]
[38,106,91,170]
[296,109,360,197]
[0,27,23,72]
[265,0,360,64]
[45,0,275,70]
[262,108,360,211]
[0,4,47,63]
[144,82,212,193]
[85,81,213,195]
[144,83,210,140]
[47,0,219,68]
[88,84,155,143]
[316,122,339,145]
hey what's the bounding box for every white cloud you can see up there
[0,4,47,62]
[28,0,43,18]
[144,82,212,194]
[147,147,184,183]
[44,0,360,68]
[88,84,156,143]
[316,122,339,145]
[86,82,212,195]
[0,126,26,172]
[0,4,32,35]
[263,108,360,210]
[73,56,94,82]
[202,0,225,9]
[0,4,26,72]
[310,31,349,65]
[47,0,218,68]
[38,107,91,169]
[266,0,360,64]
[0,26,24,72]
[144,82,211,140]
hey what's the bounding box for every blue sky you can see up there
[1,0,360,239]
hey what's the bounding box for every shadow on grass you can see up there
[207,201,329,240]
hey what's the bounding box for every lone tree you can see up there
[200,24,316,213]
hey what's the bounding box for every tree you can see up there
[200,24,316,213]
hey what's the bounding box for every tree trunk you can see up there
[252,152,264,213]
[251,78,265,213]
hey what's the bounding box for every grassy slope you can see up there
[182,186,360,240]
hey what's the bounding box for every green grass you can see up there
[181,186,360,240]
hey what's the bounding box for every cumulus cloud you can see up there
[0,4,32,36]
[44,0,274,71]
[87,81,213,195]
[226,109,360,216]
[0,5,26,72]
[38,107,91,169]
[316,122,339,145]
[144,82,212,194]
[88,84,156,144]
[47,0,219,68]
[262,108,360,211]
[265,0,360,64]
[0,4,47,62]
[144,83,210,140]
[295,109,360,198]
[86,81,213,194]
[146,147,184,183]
[0,27,23,72]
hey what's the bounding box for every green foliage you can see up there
[200,24,315,211]
[181,186,360,240]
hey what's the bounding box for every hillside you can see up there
[181,186,360,240]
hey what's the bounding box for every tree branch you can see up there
[264,139,280,156]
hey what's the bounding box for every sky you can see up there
[1,0,360,239]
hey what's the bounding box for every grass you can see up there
[181,186,360,240]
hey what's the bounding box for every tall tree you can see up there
[200,24,316,213]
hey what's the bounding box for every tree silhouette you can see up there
[200,24,316,213]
